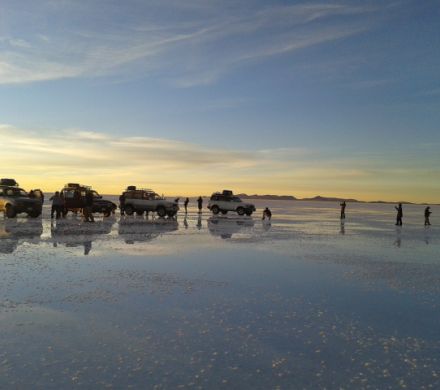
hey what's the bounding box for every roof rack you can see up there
[0,178,19,187]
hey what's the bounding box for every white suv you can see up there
[207,190,256,216]
[121,187,179,218]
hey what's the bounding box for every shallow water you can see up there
[1,200,439,389]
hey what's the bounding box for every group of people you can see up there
[340,201,433,226]
[50,190,95,222]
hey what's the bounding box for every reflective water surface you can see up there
[1,200,439,388]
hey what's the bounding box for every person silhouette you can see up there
[197,196,203,214]
[262,207,272,221]
[184,198,189,214]
[424,206,432,226]
[340,201,346,220]
[395,203,403,226]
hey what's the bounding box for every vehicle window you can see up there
[92,191,100,198]
[0,189,3,195]
[19,189,27,196]
[133,192,143,199]
[231,197,242,202]
[64,190,75,199]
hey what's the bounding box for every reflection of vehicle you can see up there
[61,183,117,217]
[122,186,179,218]
[207,190,256,216]
[0,218,43,253]
[0,180,43,218]
[118,217,178,244]
[50,217,115,254]
[207,216,255,239]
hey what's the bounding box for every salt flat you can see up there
[0,200,439,389]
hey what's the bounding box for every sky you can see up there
[0,0,439,202]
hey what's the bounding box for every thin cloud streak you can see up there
[0,1,379,86]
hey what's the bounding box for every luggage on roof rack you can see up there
[222,190,233,197]
[0,178,19,187]
[126,185,136,191]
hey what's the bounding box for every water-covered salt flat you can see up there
[1,200,439,389]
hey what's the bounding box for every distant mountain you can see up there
[300,196,360,202]
[237,194,297,201]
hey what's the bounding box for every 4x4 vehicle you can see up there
[121,186,179,218]
[0,180,43,218]
[61,183,117,217]
[207,190,256,216]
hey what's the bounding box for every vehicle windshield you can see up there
[231,196,242,202]
[92,191,101,198]
[4,188,28,197]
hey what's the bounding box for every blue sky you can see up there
[0,0,439,201]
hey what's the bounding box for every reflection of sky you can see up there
[0,1,439,201]
[1,205,440,387]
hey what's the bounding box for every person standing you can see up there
[119,193,126,216]
[262,207,272,221]
[340,201,346,220]
[197,196,203,214]
[425,206,432,226]
[184,197,189,214]
[395,203,403,226]
[83,190,95,222]
[50,191,63,219]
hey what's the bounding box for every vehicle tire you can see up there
[103,209,111,217]
[28,210,41,218]
[124,205,134,215]
[211,205,220,215]
[245,210,253,216]
[136,210,144,216]
[5,204,16,218]
[237,207,245,216]
[221,210,228,215]
[157,206,166,218]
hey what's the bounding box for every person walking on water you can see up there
[83,190,95,222]
[262,207,272,221]
[197,196,203,214]
[184,198,189,214]
[119,193,126,216]
[50,191,63,219]
[395,203,403,226]
[425,206,432,226]
[340,201,346,220]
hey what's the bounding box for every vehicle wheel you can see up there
[5,204,16,218]
[28,210,41,218]
[221,210,228,215]
[124,205,134,215]
[211,205,220,215]
[136,210,144,216]
[157,206,166,218]
[237,207,245,216]
[103,209,111,217]
[245,210,253,216]
[167,210,176,218]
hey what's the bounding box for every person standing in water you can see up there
[184,198,189,214]
[395,203,403,226]
[197,196,203,214]
[425,206,432,226]
[340,201,346,220]
[262,207,272,221]
[119,193,126,216]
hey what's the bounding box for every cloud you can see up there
[0,1,379,86]
[1,123,439,202]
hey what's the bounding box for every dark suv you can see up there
[61,183,117,217]
[0,180,42,218]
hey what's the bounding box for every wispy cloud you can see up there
[0,1,380,86]
[0,123,439,202]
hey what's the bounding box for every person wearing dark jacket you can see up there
[83,190,95,222]
[395,203,403,226]
[50,191,63,219]
[340,201,346,220]
[425,206,432,226]
[262,207,272,220]
[119,193,126,216]
[197,196,203,214]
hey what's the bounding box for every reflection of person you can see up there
[119,193,126,216]
[184,217,188,229]
[197,214,202,230]
[184,198,189,214]
[424,206,432,226]
[395,203,403,226]
[262,207,272,220]
[340,221,345,235]
[197,197,203,214]
[50,191,63,219]
[83,191,95,222]
[340,201,346,220]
